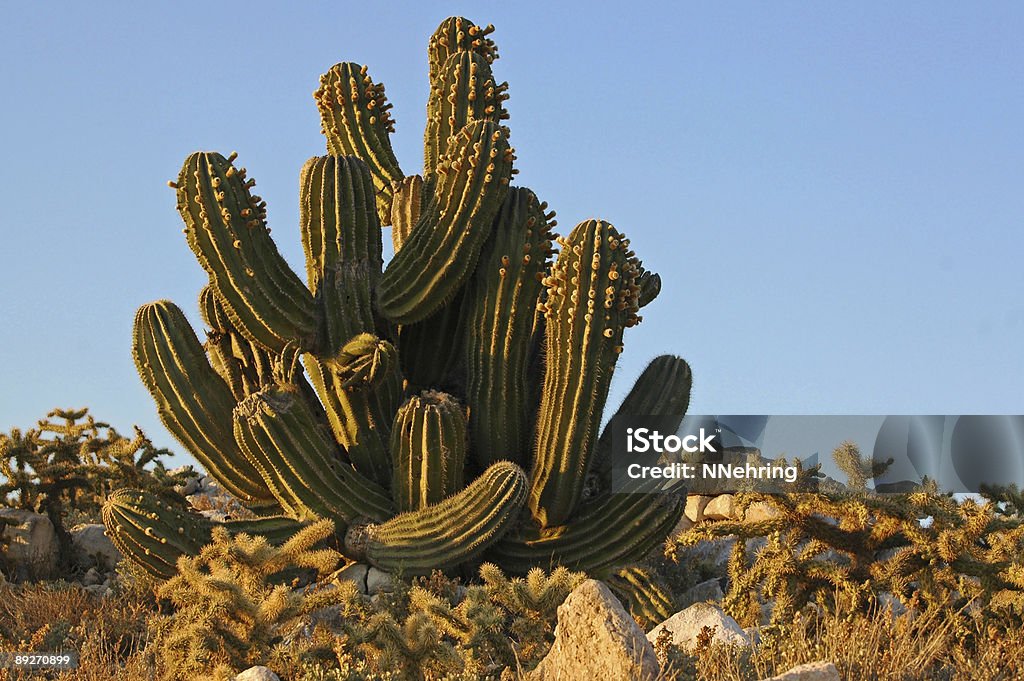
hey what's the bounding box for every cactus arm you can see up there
[487,483,684,575]
[605,566,676,629]
[424,50,509,180]
[132,301,278,509]
[528,220,644,527]
[585,355,692,502]
[391,391,468,512]
[302,334,402,487]
[354,461,527,575]
[174,151,319,353]
[232,384,395,525]
[102,488,214,579]
[300,155,382,356]
[376,120,514,325]
[427,17,498,84]
[314,63,403,226]
[103,489,308,579]
[462,187,555,467]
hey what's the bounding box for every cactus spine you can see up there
[391,391,468,512]
[529,220,644,527]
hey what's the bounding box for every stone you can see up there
[234,667,281,681]
[0,509,58,580]
[758,661,839,681]
[744,501,780,523]
[83,584,111,598]
[685,495,712,522]
[646,602,750,650]
[82,567,103,586]
[529,579,659,681]
[332,563,396,595]
[71,523,122,570]
[677,578,724,608]
[703,494,739,520]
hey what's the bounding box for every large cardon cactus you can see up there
[107,16,693,585]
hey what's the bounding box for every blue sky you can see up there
[1,3,1021,469]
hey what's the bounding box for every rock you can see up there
[332,563,396,595]
[82,567,103,586]
[685,495,712,522]
[646,602,750,650]
[234,667,280,681]
[529,579,659,681]
[169,465,200,495]
[71,524,121,570]
[0,509,58,580]
[744,501,780,522]
[677,578,724,608]
[758,661,839,681]
[703,494,739,520]
[669,514,695,538]
[83,584,111,598]
[197,509,230,523]
[744,626,761,646]
[876,592,907,617]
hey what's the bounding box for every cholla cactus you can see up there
[108,16,693,583]
[671,443,1024,627]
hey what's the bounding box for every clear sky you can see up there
[1,2,1021,469]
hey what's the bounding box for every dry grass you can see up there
[1,579,1023,680]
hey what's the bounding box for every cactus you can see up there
[391,391,468,512]
[111,16,691,584]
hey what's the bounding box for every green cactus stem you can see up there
[232,383,395,524]
[303,334,402,487]
[427,17,498,84]
[528,219,644,528]
[390,175,429,253]
[376,120,514,325]
[174,151,319,353]
[133,300,277,509]
[585,355,693,502]
[314,63,404,225]
[391,391,468,512]
[199,284,275,401]
[300,155,382,356]
[488,479,683,575]
[462,187,555,467]
[424,50,509,180]
[103,488,306,580]
[397,291,467,393]
[351,461,527,575]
